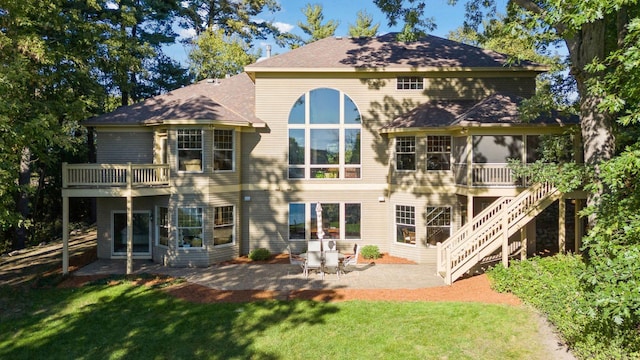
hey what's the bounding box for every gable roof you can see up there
[246,33,546,73]
[84,73,265,127]
[381,93,579,132]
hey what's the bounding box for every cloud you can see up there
[273,22,294,33]
[178,27,197,39]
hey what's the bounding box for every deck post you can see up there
[574,199,583,254]
[520,226,527,260]
[501,215,509,267]
[62,195,69,275]
[126,163,133,275]
[558,196,566,254]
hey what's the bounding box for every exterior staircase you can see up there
[436,182,561,284]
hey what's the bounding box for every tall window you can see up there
[214,206,234,246]
[426,136,451,170]
[396,136,416,171]
[396,205,416,244]
[288,88,362,179]
[426,206,451,245]
[289,203,361,240]
[213,129,234,171]
[177,129,202,172]
[157,207,169,247]
[177,208,203,248]
[289,204,306,240]
[397,76,424,90]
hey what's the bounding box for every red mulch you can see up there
[58,252,520,306]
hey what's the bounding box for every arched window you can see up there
[288,88,362,179]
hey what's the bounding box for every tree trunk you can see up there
[565,18,615,223]
[14,146,31,250]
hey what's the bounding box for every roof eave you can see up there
[245,65,549,73]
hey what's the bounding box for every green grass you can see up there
[0,279,552,360]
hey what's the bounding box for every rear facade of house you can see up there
[62,34,583,283]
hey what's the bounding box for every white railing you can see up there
[453,163,527,187]
[63,163,170,188]
[437,182,559,284]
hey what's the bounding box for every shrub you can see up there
[360,245,381,259]
[488,254,640,359]
[248,248,271,261]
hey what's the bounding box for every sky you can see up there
[168,0,509,65]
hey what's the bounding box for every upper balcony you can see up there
[62,163,170,197]
[452,163,528,187]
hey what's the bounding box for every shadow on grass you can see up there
[0,278,340,359]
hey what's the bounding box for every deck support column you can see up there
[558,197,566,254]
[574,199,583,254]
[520,226,527,260]
[126,162,133,275]
[62,195,69,275]
[501,215,509,267]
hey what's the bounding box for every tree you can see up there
[180,0,298,47]
[188,29,258,81]
[298,4,339,44]
[96,0,190,107]
[348,10,380,37]
[0,0,105,250]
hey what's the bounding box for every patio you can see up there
[74,259,446,291]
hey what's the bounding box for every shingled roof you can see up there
[381,93,579,131]
[246,33,545,71]
[84,73,265,127]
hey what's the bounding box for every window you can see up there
[397,76,424,90]
[396,136,416,171]
[177,129,202,172]
[213,129,234,171]
[157,207,169,247]
[289,204,306,240]
[177,208,203,248]
[396,205,416,244]
[289,203,361,240]
[426,136,451,170]
[426,206,451,246]
[344,203,361,239]
[214,206,234,246]
[288,88,362,179]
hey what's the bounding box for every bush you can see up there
[360,245,381,259]
[488,254,640,359]
[248,248,271,261]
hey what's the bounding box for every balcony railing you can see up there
[63,163,170,188]
[453,163,527,187]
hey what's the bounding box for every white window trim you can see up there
[395,136,416,172]
[396,76,424,90]
[288,89,362,180]
[111,210,152,255]
[426,206,452,246]
[177,129,204,173]
[176,207,204,250]
[155,206,170,248]
[213,129,235,173]
[426,135,452,171]
[289,202,362,241]
[213,205,235,247]
[395,205,416,246]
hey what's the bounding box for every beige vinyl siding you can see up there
[97,130,154,164]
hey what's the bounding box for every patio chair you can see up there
[287,245,305,273]
[340,244,360,275]
[323,250,340,279]
[304,251,323,279]
[325,240,336,252]
[307,240,321,252]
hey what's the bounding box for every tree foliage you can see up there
[298,3,339,44]
[188,29,258,81]
[348,10,380,37]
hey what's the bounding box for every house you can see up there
[61,33,584,283]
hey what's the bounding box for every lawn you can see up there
[0,278,550,360]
